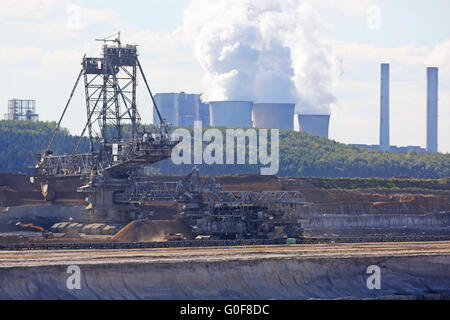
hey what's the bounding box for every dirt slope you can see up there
[111,220,194,242]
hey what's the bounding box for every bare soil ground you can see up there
[1,173,448,213]
[0,173,84,208]
[1,173,449,245]
[112,220,195,242]
[1,241,449,268]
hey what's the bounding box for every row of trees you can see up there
[0,121,89,173]
[0,121,449,178]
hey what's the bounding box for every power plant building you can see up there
[352,144,427,154]
[209,101,253,128]
[153,92,210,127]
[197,99,210,127]
[380,63,390,151]
[4,99,39,121]
[296,114,330,139]
[154,63,439,151]
[153,93,179,126]
[178,92,197,127]
[366,64,439,153]
[252,103,295,130]
[426,67,438,153]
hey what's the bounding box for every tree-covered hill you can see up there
[151,128,450,178]
[0,121,89,173]
[0,120,449,178]
[277,131,450,178]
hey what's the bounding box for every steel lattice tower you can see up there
[82,36,141,151]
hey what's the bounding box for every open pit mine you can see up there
[0,35,449,300]
[1,172,450,299]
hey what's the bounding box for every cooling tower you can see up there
[296,114,330,139]
[209,101,253,128]
[427,67,438,153]
[380,63,390,151]
[252,103,295,130]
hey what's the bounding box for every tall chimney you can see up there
[426,67,438,153]
[379,63,390,151]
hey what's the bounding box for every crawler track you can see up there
[1,235,450,251]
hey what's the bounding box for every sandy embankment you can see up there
[0,242,449,300]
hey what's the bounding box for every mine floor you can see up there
[1,241,450,268]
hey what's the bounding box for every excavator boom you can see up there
[16,222,44,232]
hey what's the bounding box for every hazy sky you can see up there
[1,0,449,152]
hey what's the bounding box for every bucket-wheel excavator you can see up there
[30,33,305,240]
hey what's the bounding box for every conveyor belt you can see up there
[1,235,450,251]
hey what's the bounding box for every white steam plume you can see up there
[182,0,340,114]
